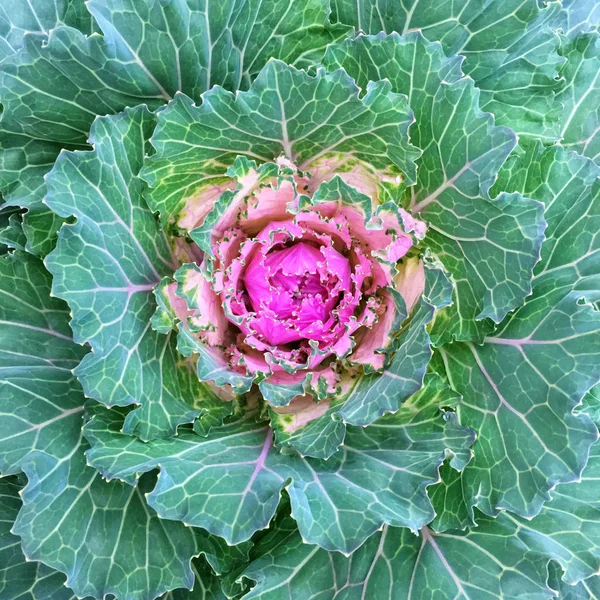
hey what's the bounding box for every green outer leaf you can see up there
[323,32,545,344]
[87,0,351,97]
[44,106,202,440]
[20,205,65,257]
[0,2,93,255]
[0,28,167,145]
[142,58,420,227]
[0,466,233,600]
[158,561,225,600]
[425,186,545,343]
[159,527,251,599]
[1,473,238,600]
[0,126,68,256]
[0,476,82,600]
[463,1,564,142]
[221,503,294,600]
[548,562,600,600]
[504,441,600,585]
[330,0,564,140]
[240,518,553,600]
[0,20,165,251]
[0,252,227,600]
[556,31,600,166]
[84,378,474,555]
[13,438,200,600]
[196,532,253,585]
[0,127,65,208]
[0,252,87,476]
[579,383,600,428]
[432,441,600,584]
[0,0,95,62]
[0,205,20,251]
[0,0,350,145]
[440,296,599,519]
[559,0,600,37]
[428,461,474,533]
[0,211,26,251]
[440,141,600,519]
[242,441,600,598]
[494,140,600,301]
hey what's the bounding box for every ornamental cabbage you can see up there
[0,1,600,600]
[157,156,427,408]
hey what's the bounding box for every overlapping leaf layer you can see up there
[1,1,599,599]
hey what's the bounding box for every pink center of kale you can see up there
[243,240,352,346]
[201,177,420,377]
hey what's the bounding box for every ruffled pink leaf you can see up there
[350,290,403,371]
[394,257,426,314]
[174,264,232,346]
[178,181,235,231]
[242,179,298,235]
[174,158,426,406]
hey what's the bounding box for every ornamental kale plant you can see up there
[1,1,600,599]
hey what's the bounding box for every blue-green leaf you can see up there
[558,0,600,37]
[241,440,600,598]
[0,252,87,476]
[324,33,546,344]
[0,476,83,600]
[240,518,553,600]
[142,59,420,227]
[557,31,600,166]
[441,141,600,519]
[331,0,565,140]
[13,440,200,600]
[0,0,95,62]
[84,375,474,555]
[87,0,351,96]
[44,106,203,440]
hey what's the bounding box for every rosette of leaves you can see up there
[1,1,600,600]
